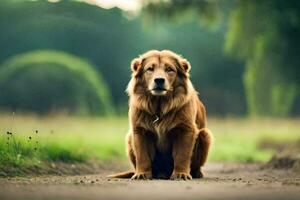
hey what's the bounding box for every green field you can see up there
[1,113,299,169]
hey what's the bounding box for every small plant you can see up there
[0,130,39,167]
[0,127,92,171]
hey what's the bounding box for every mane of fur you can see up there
[126,50,195,117]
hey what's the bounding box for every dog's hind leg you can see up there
[190,128,213,178]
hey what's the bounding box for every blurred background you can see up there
[0,0,299,174]
[0,0,299,117]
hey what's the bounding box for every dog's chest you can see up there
[153,121,166,136]
[151,115,172,134]
[152,119,175,151]
[140,113,177,151]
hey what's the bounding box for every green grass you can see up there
[0,113,299,169]
[210,118,300,162]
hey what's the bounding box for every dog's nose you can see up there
[154,78,165,86]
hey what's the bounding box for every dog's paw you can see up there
[191,169,204,179]
[170,172,192,181]
[131,172,152,180]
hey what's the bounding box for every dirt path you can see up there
[0,162,299,200]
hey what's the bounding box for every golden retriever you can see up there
[109,50,212,180]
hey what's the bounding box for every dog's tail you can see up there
[107,171,134,179]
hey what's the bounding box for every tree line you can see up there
[0,0,298,116]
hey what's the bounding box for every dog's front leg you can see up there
[131,128,153,180]
[171,126,196,180]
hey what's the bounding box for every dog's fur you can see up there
[109,50,212,180]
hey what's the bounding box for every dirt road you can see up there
[0,162,299,200]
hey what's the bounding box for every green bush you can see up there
[225,0,300,117]
[244,58,298,117]
[242,31,299,117]
[0,50,114,115]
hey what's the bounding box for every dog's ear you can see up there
[131,58,142,72]
[180,58,191,73]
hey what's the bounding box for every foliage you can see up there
[0,50,114,115]
[0,131,37,167]
[244,58,298,116]
[0,0,140,108]
[225,0,300,116]
[0,0,246,116]
[142,0,220,27]
[143,0,300,116]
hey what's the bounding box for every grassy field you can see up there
[0,113,299,169]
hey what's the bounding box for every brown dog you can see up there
[109,50,212,180]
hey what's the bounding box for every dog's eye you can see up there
[146,67,154,72]
[165,67,174,72]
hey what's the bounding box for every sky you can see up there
[81,0,141,11]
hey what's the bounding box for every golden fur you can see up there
[108,50,212,180]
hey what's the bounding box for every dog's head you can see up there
[128,50,191,97]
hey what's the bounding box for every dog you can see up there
[108,50,212,180]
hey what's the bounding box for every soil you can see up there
[0,160,112,177]
[0,161,299,200]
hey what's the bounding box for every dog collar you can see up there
[153,114,160,124]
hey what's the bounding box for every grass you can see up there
[0,113,299,169]
[209,118,300,162]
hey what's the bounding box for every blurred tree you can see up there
[0,50,114,115]
[143,0,300,116]
[0,0,141,108]
[225,0,300,116]
[141,0,246,116]
[0,0,246,116]
[142,0,220,27]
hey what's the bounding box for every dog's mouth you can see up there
[152,87,167,92]
[151,87,167,95]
